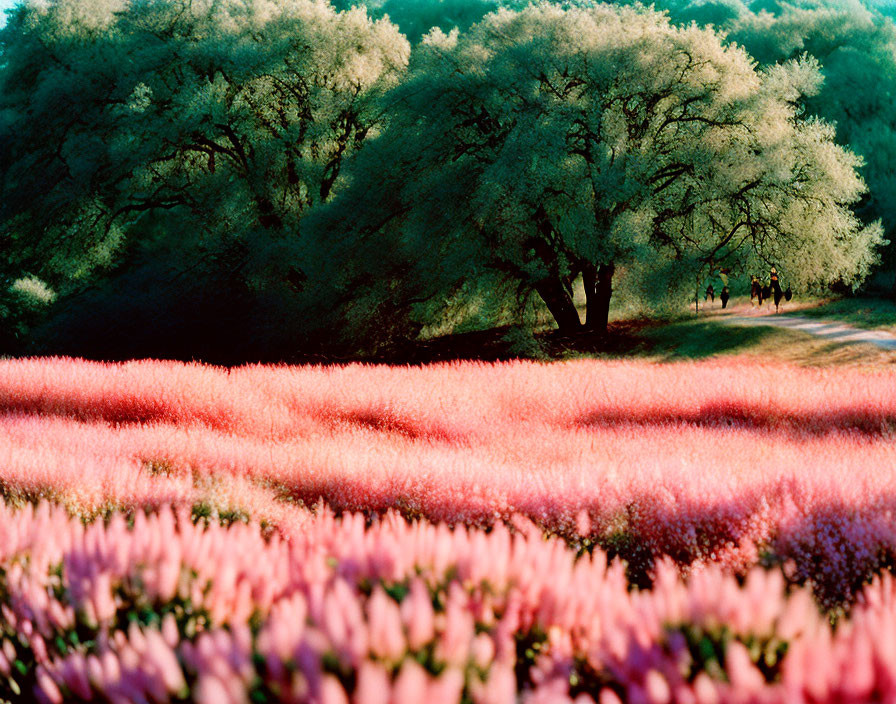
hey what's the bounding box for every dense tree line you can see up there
[334,0,896,280]
[658,0,896,277]
[339,0,896,276]
[0,0,887,361]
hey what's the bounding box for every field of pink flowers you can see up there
[3,356,896,702]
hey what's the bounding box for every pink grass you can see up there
[2,357,896,601]
[5,354,896,699]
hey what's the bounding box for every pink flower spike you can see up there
[196,674,236,704]
[35,666,63,704]
[391,659,428,704]
[644,669,671,704]
[470,664,515,704]
[354,661,390,704]
[368,586,405,662]
[321,675,350,704]
[428,666,464,704]
[403,578,435,651]
[724,641,764,694]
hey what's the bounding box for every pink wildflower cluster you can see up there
[2,501,896,703]
[2,357,896,606]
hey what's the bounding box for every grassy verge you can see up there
[633,315,896,367]
[406,293,896,368]
[794,296,896,333]
[540,292,896,367]
[604,293,896,367]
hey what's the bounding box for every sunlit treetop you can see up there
[656,0,896,265]
[315,3,883,334]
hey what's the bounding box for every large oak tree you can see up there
[323,3,883,335]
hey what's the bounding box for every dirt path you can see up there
[724,313,896,350]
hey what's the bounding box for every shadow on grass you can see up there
[575,401,896,437]
[635,319,790,360]
[335,316,793,365]
[341,320,657,365]
[798,296,896,331]
[14,304,820,367]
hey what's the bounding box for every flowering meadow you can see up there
[3,356,896,702]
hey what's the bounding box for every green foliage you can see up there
[512,626,549,689]
[666,622,789,684]
[317,3,881,341]
[0,0,889,358]
[798,296,896,330]
[500,326,549,359]
[331,0,529,44]
[657,0,896,276]
[0,276,55,355]
[1,0,409,359]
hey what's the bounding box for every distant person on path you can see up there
[719,269,730,309]
[705,284,715,303]
[770,266,784,313]
[750,275,762,307]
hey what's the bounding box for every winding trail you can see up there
[724,313,896,350]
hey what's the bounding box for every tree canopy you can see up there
[639,0,896,277]
[0,0,887,358]
[324,0,896,284]
[315,3,882,336]
[0,0,410,358]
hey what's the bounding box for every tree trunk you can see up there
[528,205,582,334]
[584,262,614,333]
[534,277,582,334]
[582,263,597,329]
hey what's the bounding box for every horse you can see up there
[750,277,763,306]
[770,269,783,312]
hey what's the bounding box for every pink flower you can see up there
[644,669,671,704]
[470,664,516,704]
[196,674,234,704]
[368,586,405,662]
[691,674,719,704]
[599,690,623,704]
[354,661,390,704]
[436,583,474,667]
[428,666,464,704]
[391,660,428,704]
[34,666,63,704]
[321,675,350,704]
[472,634,495,670]
[144,628,187,694]
[724,642,764,695]
[402,578,435,650]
